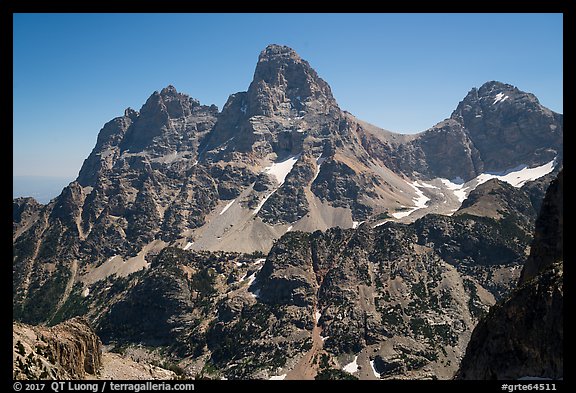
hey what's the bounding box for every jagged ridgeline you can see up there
[13,44,562,380]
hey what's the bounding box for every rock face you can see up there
[12,44,562,380]
[451,81,562,174]
[519,170,563,284]
[13,197,43,239]
[456,169,563,380]
[13,317,102,380]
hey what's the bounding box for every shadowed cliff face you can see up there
[456,169,563,380]
[519,170,563,285]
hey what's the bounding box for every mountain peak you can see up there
[159,84,179,97]
[246,44,337,117]
[449,80,562,174]
[258,44,301,62]
[477,80,515,95]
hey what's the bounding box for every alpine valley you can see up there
[13,45,563,380]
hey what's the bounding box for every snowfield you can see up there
[373,220,390,228]
[312,153,327,183]
[343,356,359,373]
[439,178,469,203]
[219,199,235,215]
[438,158,556,204]
[493,92,509,105]
[253,155,301,216]
[391,181,430,219]
[183,242,193,251]
[370,360,381,378]
[253,191,275,215]
[473,159,556,188]
[264,154,300,185]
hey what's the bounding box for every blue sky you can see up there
[13,13,563,179]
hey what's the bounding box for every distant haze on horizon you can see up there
[14,13,562,183]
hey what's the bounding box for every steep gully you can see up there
[285,252,329,379]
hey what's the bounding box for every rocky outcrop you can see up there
[258,155,315,224]
[456,169,563,379]
[519,170,563,284]
[455,262,563,380]
[256,232,318,306]
[13,197,43,238]
[13,317,102,379]
[392,119,483,181]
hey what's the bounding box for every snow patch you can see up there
[255,258,266,264]
[474,159,556,188]
[183,242,193,251]
[343,356,359,373]
[373,220,390,228]
[414,181,439,189]
[312,153,327,183]
[391,208,411,219]
[215,136,235,152]
[352,221,360,229]
[81,287,90,298]
[246,272,257,286]
[493,92,509,105]
[475,114,482,118]
[269,374,286,380]
[264,154,300,185]
[439,178,469,203]
[390,182,430,219]
[253,190,276,215]
[437,159,556,207]
[219,199,235,215]
[235,262,243,267]
[253,155,301,216]
[250,288,261,299]
[315,311,321,324]
[370,360,381,378]
[286,225,293,232]
[320,335,329,342]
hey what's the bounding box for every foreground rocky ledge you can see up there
[13,317,102,380]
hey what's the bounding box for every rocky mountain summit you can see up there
[13,44,562,380]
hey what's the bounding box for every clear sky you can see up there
[13,13,563,178]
